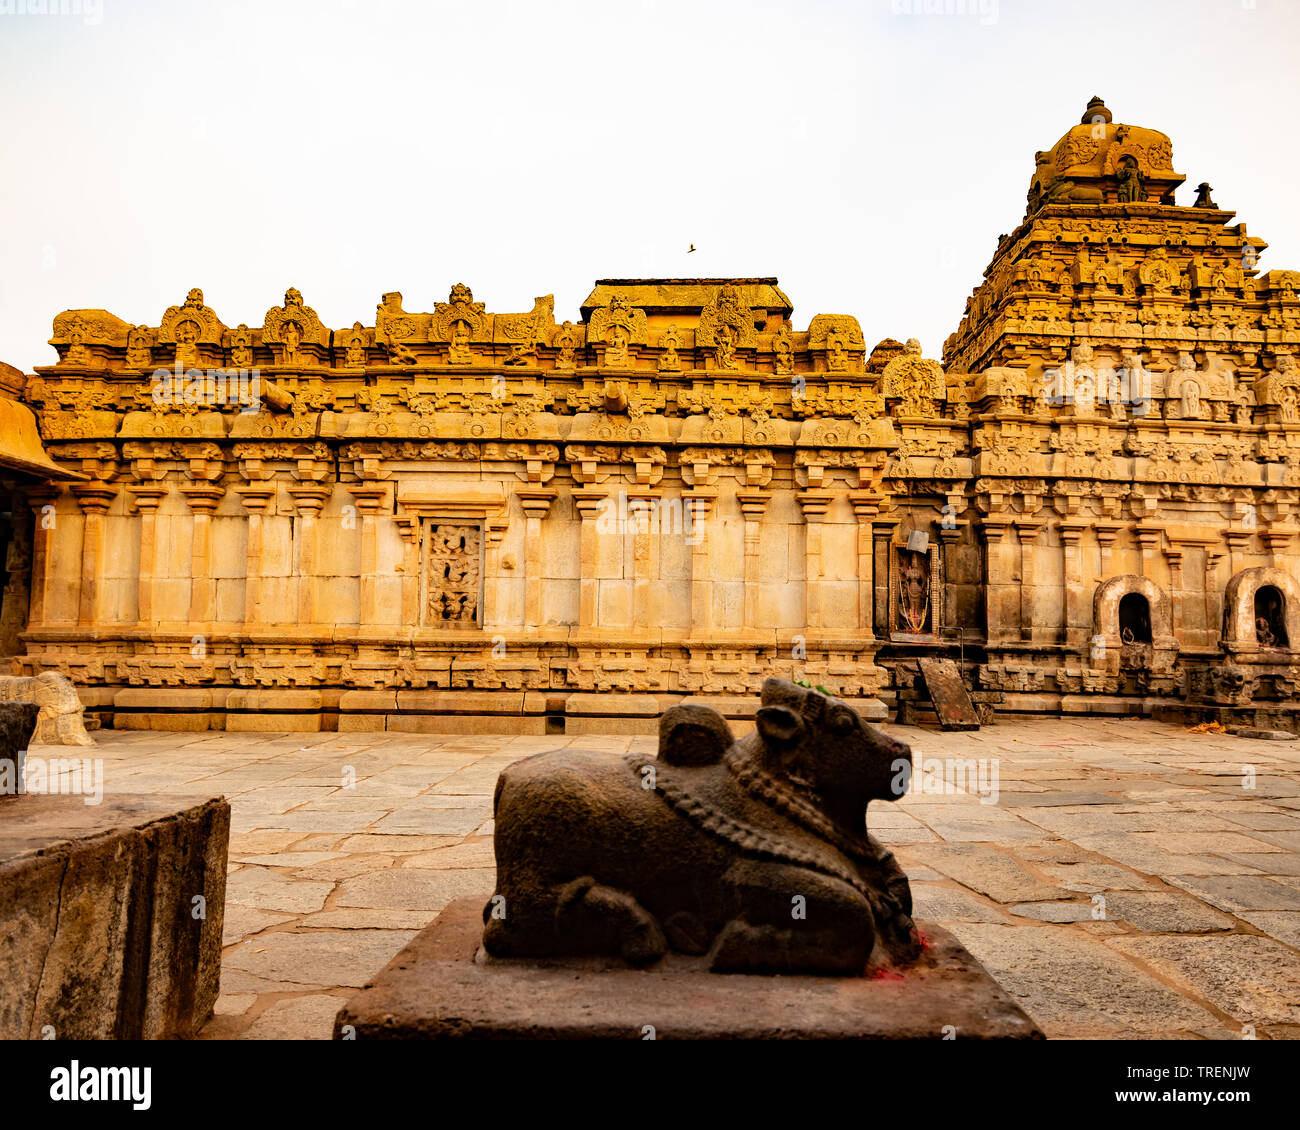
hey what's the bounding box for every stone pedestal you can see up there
[334,899,1042,1040]
[0,792,229,1039]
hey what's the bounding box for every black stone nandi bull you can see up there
[482,678,919,975]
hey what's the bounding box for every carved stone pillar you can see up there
[347,484,391,631]
[737,490,770,634]
[179,483,224,627]
[684,488,717,638]
[394,518,421,628]
[1014,521,1042,642]
[70,483,116,627]
[571,490,608,631]
[1094,523,1122,578]
[1261,525,1296,567]
[979,517,1014,645]
[797,490,833,633]
[872,513,900,637]
[626,490,662,632]
[23,486,60,629]
[1205,548,1226,646]
[287,484,331,630]
[847,492,879,637]
[233,483,277,626]
[1134,523,1163,579]
[1059,521,1089,650]
[127,484,168,628]
[517,489,557,631]
[483,519,509,632]
[1223,527,1253,578]
[936,523,962,639]
[0,494,33,655]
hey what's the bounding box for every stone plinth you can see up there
[0,792,229,1039]
[334,899,1043,1040]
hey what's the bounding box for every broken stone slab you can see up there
[333,899,1043,1040]
[917,657,981,731]
[0,672,93,746]
[1228,727,1295,741]
[0,791,230,1038]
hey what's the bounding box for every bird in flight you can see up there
[688,244,696,253]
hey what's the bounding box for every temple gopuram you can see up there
[3,97,1299,734]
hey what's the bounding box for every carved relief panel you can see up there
[422,522,483,625]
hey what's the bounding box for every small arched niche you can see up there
[1092,575,1177,673]
[1223,568,1300,656]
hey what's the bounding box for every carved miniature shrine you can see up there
[2,98,1299,732]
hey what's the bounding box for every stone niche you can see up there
[394,482,507,634]
[1223,566,1300,659]
[1092,575,1178,675]
[887,523,943,642]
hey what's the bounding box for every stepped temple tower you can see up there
[2,98,1299,733]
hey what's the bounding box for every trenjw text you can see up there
[49,1062,151,1111]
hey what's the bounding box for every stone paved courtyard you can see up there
[59,717,1300,1040]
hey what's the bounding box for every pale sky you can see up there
[2,0,1297,372]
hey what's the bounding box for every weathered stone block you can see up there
[0,792,229,1038]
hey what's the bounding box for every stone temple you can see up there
[2,96,1299,735]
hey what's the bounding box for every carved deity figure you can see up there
[449,320,473,365]
[1071,341,1096,415]
[606,324,630,368]
[1116,155,1144,203]
[282,320,301,362]
[882,338,945,417]
[555,321,578,370]
[826,332,848,373]
[386,336,418,366]
[714,324,737,371]
[1180,379,1201,420]
[658,324,681,372]
[125,325,152,368]
[174,320,199,369]
[345,323,367,367]
[897,549,930,635]
[230,325,253,368]
[64,317,89,365]
[1281,386,1299,423]
[773,325,794,375]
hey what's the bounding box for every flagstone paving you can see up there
[55,716,1300,1040]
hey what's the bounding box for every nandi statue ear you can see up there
[756,704,803,750]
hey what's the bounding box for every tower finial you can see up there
[1082,95,1112,125]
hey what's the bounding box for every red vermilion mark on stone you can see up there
[869,967,907,981]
